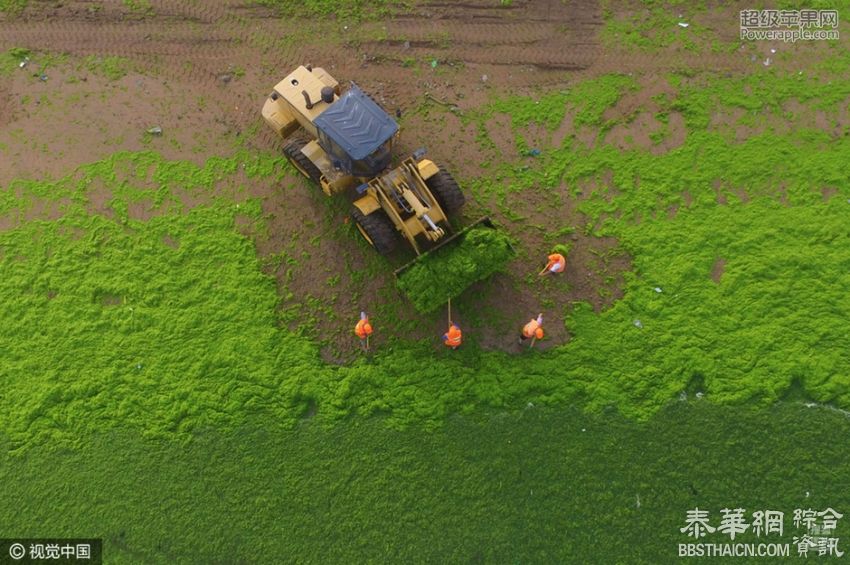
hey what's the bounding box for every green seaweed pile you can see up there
[395,225,515,313]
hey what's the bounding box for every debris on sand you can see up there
[147,126,163,135]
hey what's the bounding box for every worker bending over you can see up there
[540,252,566,276]
[354,311,373,351]
[443,323,463,350]
[520,313,544,345]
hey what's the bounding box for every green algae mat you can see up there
[2,402,848,563]
[4,66,850,452]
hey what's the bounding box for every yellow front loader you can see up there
[261,64,468,257]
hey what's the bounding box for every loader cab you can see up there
[313,85,399,178]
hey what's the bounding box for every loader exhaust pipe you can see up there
[302,90,314,109]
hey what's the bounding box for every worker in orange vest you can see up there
[539,252,566,276]
[519,313,544,345]
[442,323,463,349]
[354,311,373,351]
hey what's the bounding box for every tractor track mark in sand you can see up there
[0,83,11,129]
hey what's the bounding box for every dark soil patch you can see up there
[127,199,156,222]
[86,179,115,220]
[822,186,838,201]
[711,257,726,283]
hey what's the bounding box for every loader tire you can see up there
[351,206,398,255]
[426,169,466,213]
[283,138,322,183]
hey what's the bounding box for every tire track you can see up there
[0,83,11,129]
[0,0,804,136]
[0,0,306,137]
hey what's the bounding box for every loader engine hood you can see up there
[313,85,399,177]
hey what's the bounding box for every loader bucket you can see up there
[395,217,516,314]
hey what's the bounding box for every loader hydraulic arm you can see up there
[366,158,451,251]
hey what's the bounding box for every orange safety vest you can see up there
[522,319,544,339]
[355,318,373,339]
[547,253,566,273]
[444,324,462,347]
